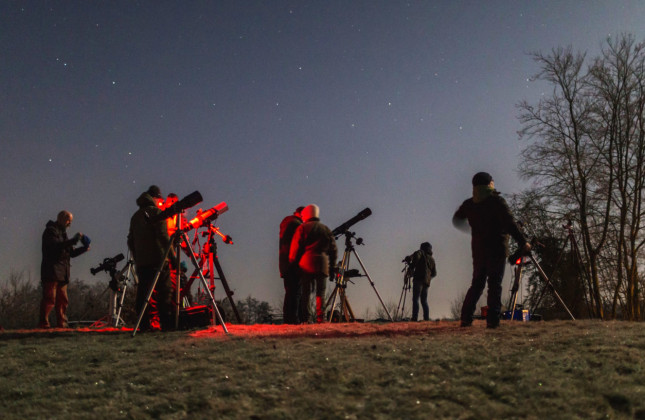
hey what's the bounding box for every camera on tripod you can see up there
[90,253,125,275]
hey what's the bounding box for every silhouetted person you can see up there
[410,242,437,321]
[453,172,530,329]
[279,206,304,324]
[39,210,90,328]
[128,185,176,332]
[289,204,337,323]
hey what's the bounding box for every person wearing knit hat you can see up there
[289,204,337,323]
[128,187,176,332]
[452,172,531,329]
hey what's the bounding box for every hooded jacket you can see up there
[41,221,85,284]
[289,217,337,277]
[411,248,437,286]
[127,192,173,268]
[452,191,526,261]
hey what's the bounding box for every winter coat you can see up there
[127,192,173,269]
[41,221,85,284]
[279,214,302,277]
[452,191,527,261]
[411,249,437,286]
[289,218,338,278]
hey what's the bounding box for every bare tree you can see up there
[588,35,645,319]
[517,34,645,320]
[518,46,610,318]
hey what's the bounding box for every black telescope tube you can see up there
[149,191,203,223]
[332,208,372,236]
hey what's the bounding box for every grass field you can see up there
[1,320,644,419]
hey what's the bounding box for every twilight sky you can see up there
[2,1,644,319]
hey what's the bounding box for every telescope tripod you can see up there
[508,251,575,321]
[89,258,138,328]
[186,223,241,323]
[395,260,413,321]
[132,228,229,336]
[326,232,393,322]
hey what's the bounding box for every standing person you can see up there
[453,172,531,329]
[39,210,91,328]
[128,185,176,332]
[279,206,304,324]
[409,242,437,321]
[289,204,337,323]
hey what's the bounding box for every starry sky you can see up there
[2,1,645,319]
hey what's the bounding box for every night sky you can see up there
[2,2,644,319]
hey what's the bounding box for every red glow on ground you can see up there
[189,320,462,339]
[4,320,478,339]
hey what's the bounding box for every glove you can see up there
[72,233,82,244]
[81,234,91,248]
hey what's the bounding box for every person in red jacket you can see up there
[279,206,304,324]
[289,204,337,323]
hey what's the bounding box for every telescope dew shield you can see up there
[332,207,372,237]
[187,202,228,231]
[150,191,203,223]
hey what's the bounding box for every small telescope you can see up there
[186,202,228,231]
[150,191,203,223]
[91,253,124,275]
[332,208,372,237]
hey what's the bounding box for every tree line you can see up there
[0,270,276,329]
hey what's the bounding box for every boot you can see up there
[316,296,325,323]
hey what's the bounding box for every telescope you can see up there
[186,202,228,231]
[91,253,125,275]
[332,208,372,237]
[149,191,203,223]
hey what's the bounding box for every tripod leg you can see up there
[396,285,406,320]
[326,284,342,322]
[114,284,127,328]
[340,289,356,321]
[507,262,523,321]
[132,244,173,337]
[174,246,181,330]
[401,284,409,320]
[181,232,229,333]
[352,249,393,321]
[529,254,575,320]
[213,254,242,323]
[327,249,351,322]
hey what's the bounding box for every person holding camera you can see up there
[289,204,337,324]
[39,210,90,328]
[128,185,176,332]
[408,242,437,321]
[453,172,531,329]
